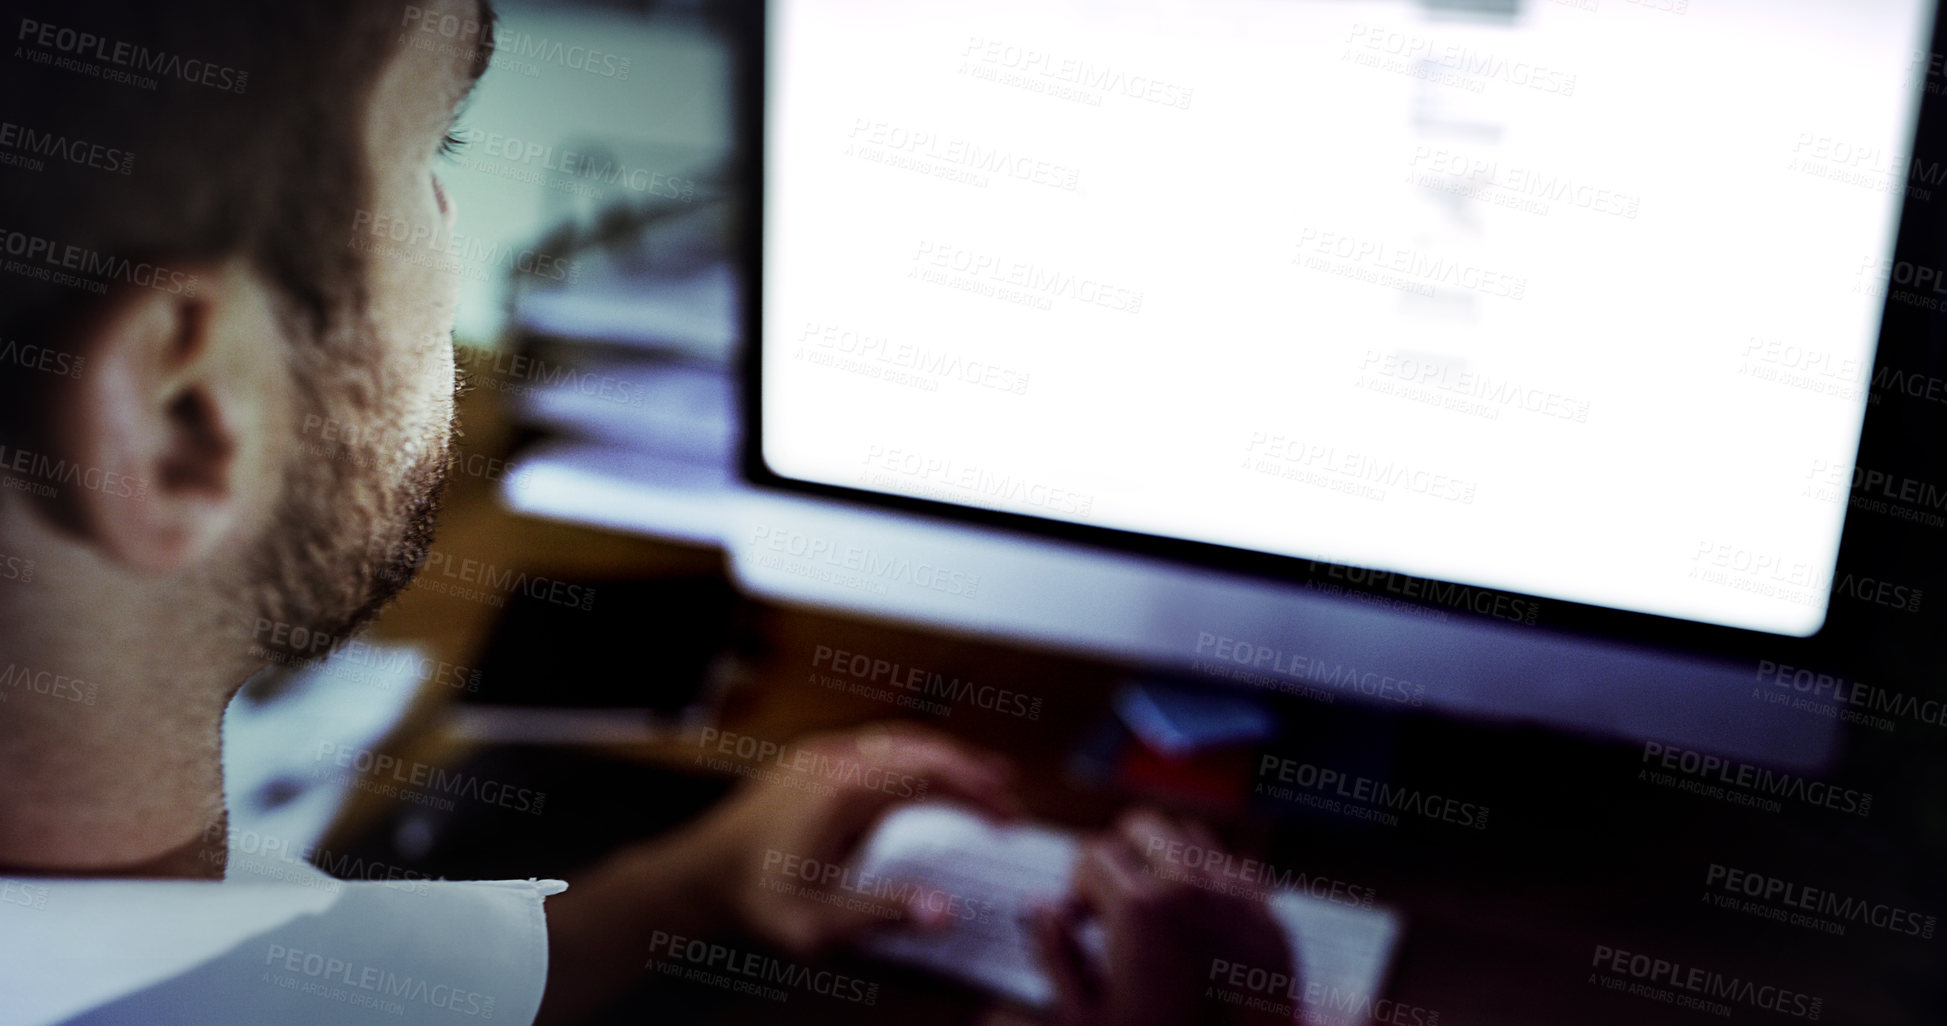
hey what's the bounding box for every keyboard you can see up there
[849,804,1401,1020]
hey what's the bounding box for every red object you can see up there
[1115,739,1255,813]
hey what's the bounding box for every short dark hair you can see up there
[0,2,408,432]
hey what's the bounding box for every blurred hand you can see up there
[696,721,1020,959]
[1033,810,1296,1026]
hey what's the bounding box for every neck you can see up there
[0,570,247,880]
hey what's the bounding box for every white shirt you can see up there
[0,865,563,1026]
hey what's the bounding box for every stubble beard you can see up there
[235,323,457,671]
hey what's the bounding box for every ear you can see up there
[52,264,285,574]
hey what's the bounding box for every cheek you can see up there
[355,168,462,458]
[364,323,455,468]
[363,167,463,353]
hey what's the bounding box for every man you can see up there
[0,1,1291,1022]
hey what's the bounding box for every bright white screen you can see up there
[762,0,1934,636]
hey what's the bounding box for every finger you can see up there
[865,736,1022,821]
[827,722,1016,805]
[817,778,909,855]
[815,873,977,941]
[857,721,1017,784]
[883,731,1015,793]
[1031,902,1095,1025]
[822,889,915,938]
[1118,807,1201,879]
[899,882,963,934]
[1183,817,1223,853]
[1085,827,1215,945]
[1068,837,1147,917]
[850,719,992,768]
[1173,818,1276,906]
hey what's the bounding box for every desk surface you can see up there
[325,389,1937,1026]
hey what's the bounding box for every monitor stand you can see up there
[727,491,1840,773]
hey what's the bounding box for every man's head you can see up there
[0,0,496,678]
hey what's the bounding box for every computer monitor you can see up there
[730,0,1947,769]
